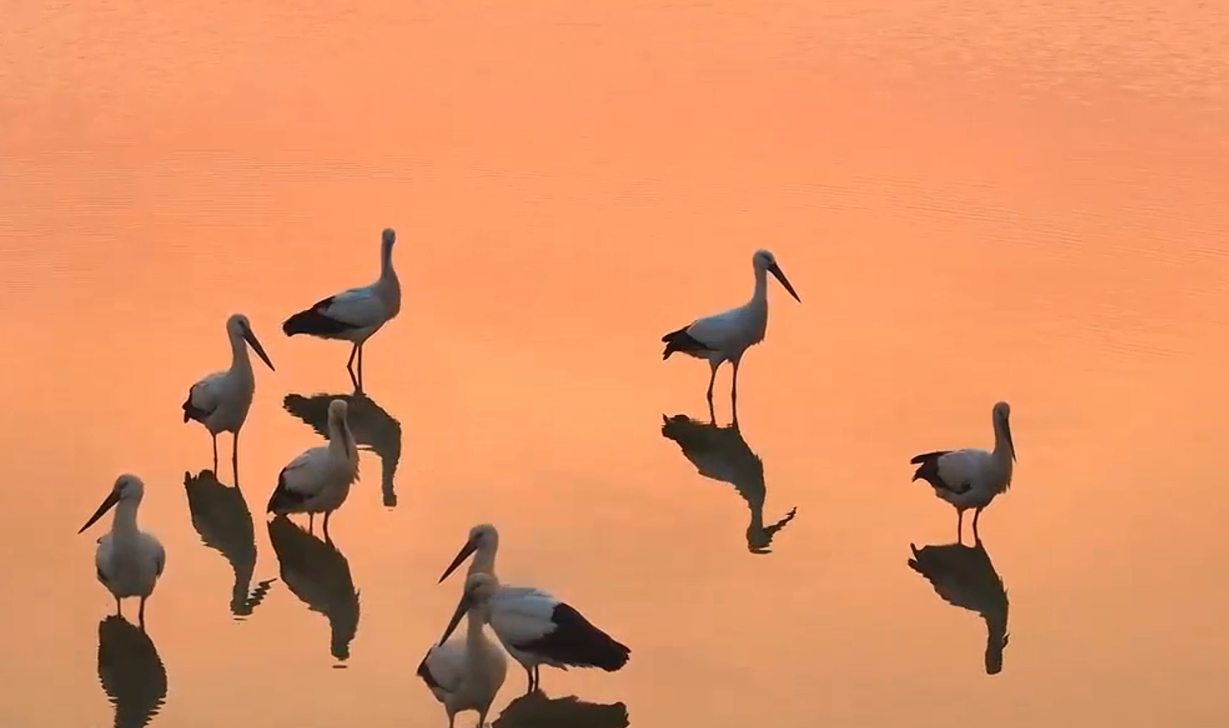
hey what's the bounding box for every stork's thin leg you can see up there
[138,597,147,629]
[956,510,965,543]
[972,507,983,537]
[211,435,218,472]
[705,362,719,405]
[323,512,333,543]
[115,597,122,617]
[346,343,358,371]
[533,665,541,691]
[357,344,365,391]
[730,357,742,422]
[447,714,455,728]
[232,431,240,486]
[309,513,315,533]
[524,664,535,694]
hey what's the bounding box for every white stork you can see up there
[282,228,401,391]
[181,313,276,483]
[266,399,359,541]
[418,572,509,728]
[437,525,631,694]
[909,401,1017,541]
[79,475,167,628]
[661,249,800,418]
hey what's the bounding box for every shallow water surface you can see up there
[2,0,1228,726]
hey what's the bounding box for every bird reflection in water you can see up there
[97,616,167,728]
[267,516,361,665]
[660,414,798,553]
[907,536,1010,675]
[183,470,277,619]
[494,692,630,728]
[283,391,403,507]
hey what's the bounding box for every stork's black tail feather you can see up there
[266,471,307,513]
[282,309,333,337]
[661,326,711,360]
[587,631,631,671]
[416,654,440,690]
[910,450,970,493]
[515,603,631,672]
[182,394,209,424]
[910,450,947,481]
[281,310,315,336]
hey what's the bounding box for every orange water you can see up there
[2,0,1227,726]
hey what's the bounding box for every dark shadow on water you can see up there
[97,616,167,728]
[493,691,630,728]
[183,469,277,619]
[660,413,797,554]
[283,390,403,507]
[907,536,1010,675]
[267,515,361,665]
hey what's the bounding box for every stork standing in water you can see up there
[182,314,276,483]
[282,391,403,508]
[910,401,1017,542]
[418,572,508,728]
[79,475,166,628]
[438,524,631,694]
[282,228,401,391]
[661,249,801,418]
[266,399,359,541]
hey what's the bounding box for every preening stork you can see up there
[266,399,359,541]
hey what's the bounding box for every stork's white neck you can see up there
[466,608,485,637]
[750,264,769,306]
[463,608,491,658]
[327,414,356,463]
[991,416,1014,482]
[468,542,498,579]
[112,498,141,536]
[228,328,253,378]
[374,242,401,314]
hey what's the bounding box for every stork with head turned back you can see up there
[661,249,800,419]
[910,401,1017,542]
[267,399,359,541]
[282,228,401,392]
[437,524,631,695]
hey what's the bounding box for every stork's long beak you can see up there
[78,491,121,534]
[437,591,473,645]
[1006,420,1017,462]
[438,539,478,584]
[244,327,276,372]
[769,264,801,303]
